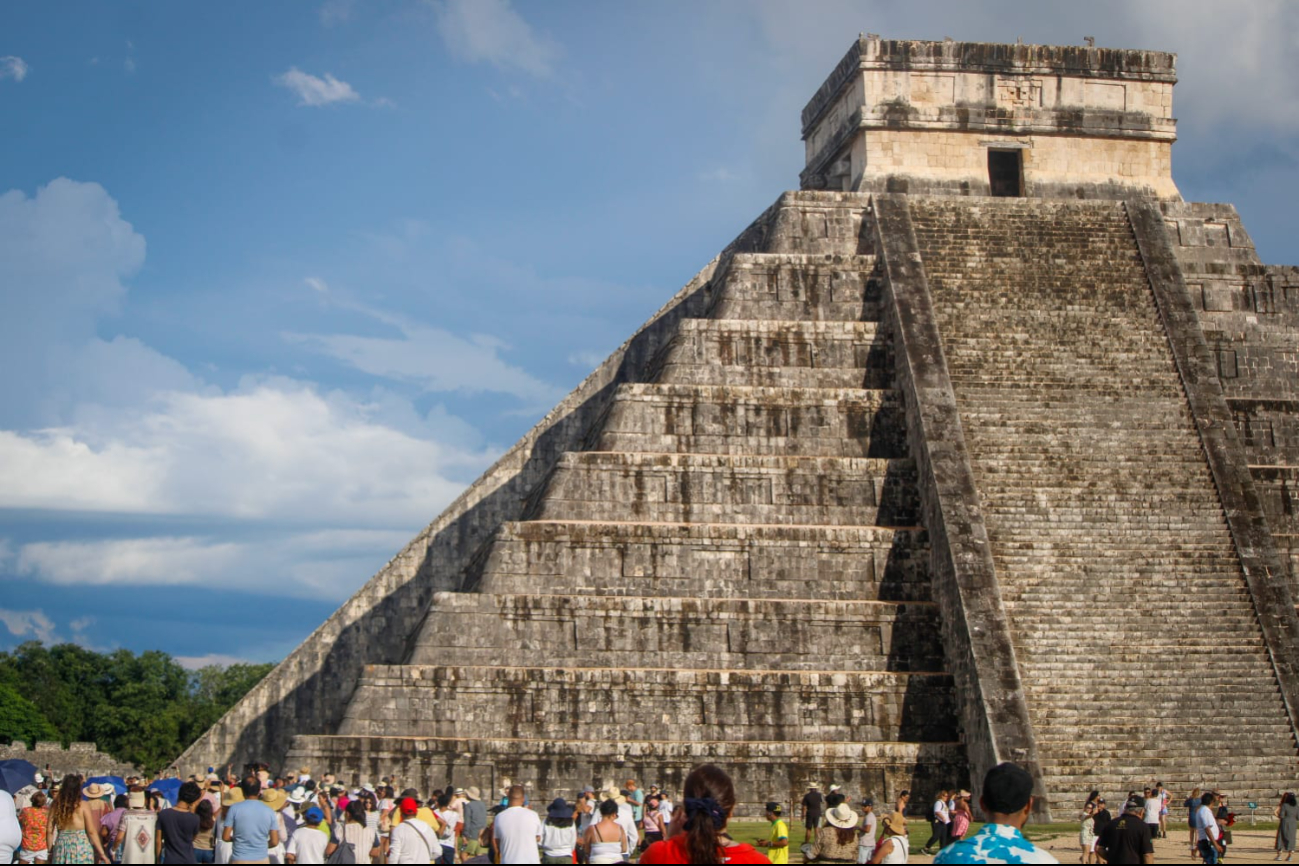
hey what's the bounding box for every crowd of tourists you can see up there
[1,757,1294,865]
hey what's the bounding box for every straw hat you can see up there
[826,803,858,829]
[881,811,907,836]
[465,786,481,801]
[600,786,626,805]
[82,782,108,799]
[222,788,245,807]
[128,791,146,810]
[261,788,287,811]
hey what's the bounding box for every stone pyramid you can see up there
[181,37,1299,817]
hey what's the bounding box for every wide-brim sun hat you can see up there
[466,786,481,801]
[261,788,287,811]
[600,786,626,805]
[826,803,858,829]
[82,783,107,799]
[221,789,244,806]
[287,787,309,805]
[882,811,907,836]
[547,798,573,819]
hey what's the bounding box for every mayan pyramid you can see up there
[180,37,1299,817]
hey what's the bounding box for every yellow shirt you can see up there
[768,818,789,865]
[391,806,444,833]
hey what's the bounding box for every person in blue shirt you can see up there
[934,763,1058,864]
[221,777,281,863]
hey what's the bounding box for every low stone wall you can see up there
[0,741,137,778]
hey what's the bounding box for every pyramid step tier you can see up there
[337,664,958,744]
[285,733,966,818]
[712,253,881,322]
[537,452,918,526]
[477,520,932,602]
[407,592,944,672]
[598,383,904,457]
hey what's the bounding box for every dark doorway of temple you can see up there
[988,149,1024,197]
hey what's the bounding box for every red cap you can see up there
[399,797,419,816]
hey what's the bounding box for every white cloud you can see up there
[0,56,28,82]
[174,653,255,670]
[0,381,493,524]
[69,617,95,633]
[567,350,604,369]
[16,527,415,600]
[318,0,355,26]
[433,0,560,78]
[274,67,361,107]
[0,609,56,644]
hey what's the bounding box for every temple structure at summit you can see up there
[180,37,1299,818]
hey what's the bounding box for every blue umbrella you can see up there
[0,760,38,794]
[87,775,128,796]
[147,778,182,805]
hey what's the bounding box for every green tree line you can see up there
[0,641,273,772]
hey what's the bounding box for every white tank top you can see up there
[587,823,625,864]
[880,833,910,864]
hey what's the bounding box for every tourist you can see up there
[804,802,858,863]
[758,801,789,865]
[1276,791,1298,860]
[493,785,542,865]
[1186,787,1203,858]
[657,789,674,825]
[580,799,626,865]
[1142,786,1161,842]
[638,763,769,864]
[600,785,639,853]
[894,790,910,819]
[1091,797,1111,840]
[627,779,645,826]
[222,777,281,864]
[933,762,1057,864]
[193,800,217,864]
[924,789,951,854]
[120,789,158,865]
[1095,794,1154,865]
[866,812,908,865]
[17,790,49,865]
[214,786,241,864]
[258,787,290,864]
[539,798,578,865]
[433,791,460,864]
[390,788,443,838]
[1196,791,1225,865]
[1156,782,1170,840]
[156,780,203,865]
[575,788,597,839]
[1,786,21,866]
[47,774,111,864]
[326,801,381,863]
[386,798,439,865]
[642,793,666,850]
[99,793,126,857]
[461,786,487,860]
[1078,802,1097,865]
[802,782,825,844]
[855,798,877,864]
[950,792,971,845]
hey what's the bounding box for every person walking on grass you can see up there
[866,812,908,865]
[856,798,877,865]
[1096,795,1154,865]
[758,801,789,865]
[933,763,1058,864]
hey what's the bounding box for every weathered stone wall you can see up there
[801,37,1179,199]
[0,741,136,778]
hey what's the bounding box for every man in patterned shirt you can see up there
[934,763,1058,864]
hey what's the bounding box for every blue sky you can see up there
[2,0,1297,668]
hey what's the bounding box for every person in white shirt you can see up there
[857,798,878,864]
[285,807,329,864]
[434,792,460,864]
[493,786,543,865]
[923,790,951,854]
[388,798,440,864]
[0,790,21,866]
[1196,792,1225,865]
[602,787,639,857]
[658,793,674,824]
[1142,788,1161,839]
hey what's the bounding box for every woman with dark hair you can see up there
[540,798,578,864]
[193,800,217,864]
[581,799,627,865]
[639,763,769,864]
[1276,791,1298,860]
[326,800,380,863]
[46,775,109,864]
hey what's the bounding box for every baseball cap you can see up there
[765,801,782,813]
[399,797,419,816]
[861,797,874,807]
[304,807,324,823]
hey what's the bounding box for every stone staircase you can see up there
[285,197,968,810]
[906,197,1299,802]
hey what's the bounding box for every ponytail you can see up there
[681,764,736,865]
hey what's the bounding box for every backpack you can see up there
[326,840,357,864]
